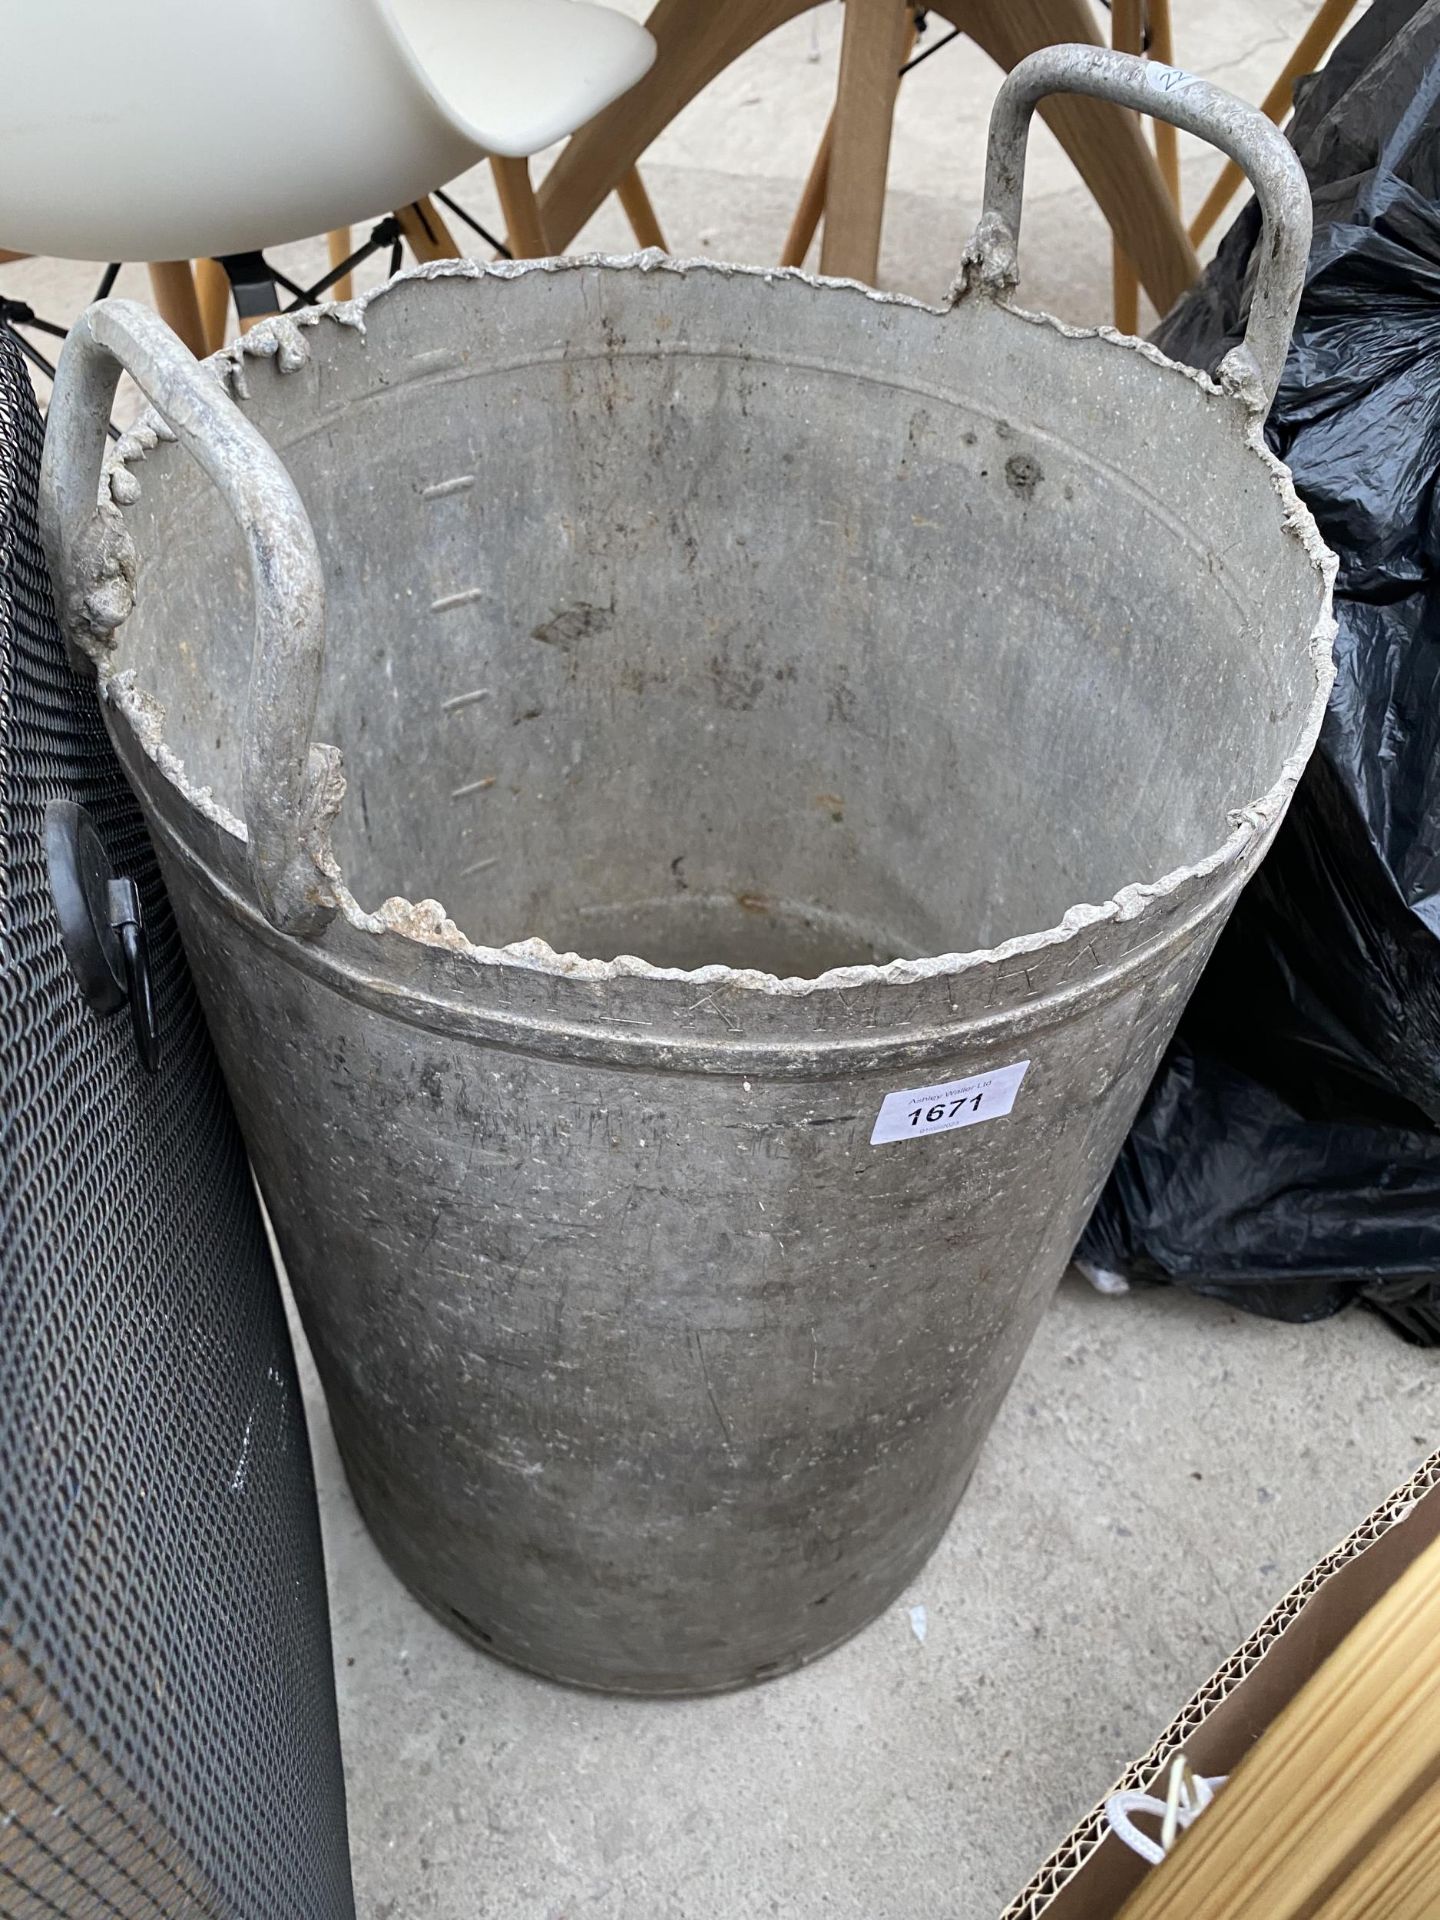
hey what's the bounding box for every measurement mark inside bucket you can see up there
[430,585,485,613]
[419,473,476,500]
[441,687,491,714]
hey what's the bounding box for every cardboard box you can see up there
[1001,1452,1440,1919]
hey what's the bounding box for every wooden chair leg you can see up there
[146,261,208,356]
[1188,0,1356,247]
[1147,0,1180,203]
[1110,0,1144,334]
[787,10,913,279]
[193,258,230,354]
[1110,247,1140,335]
[326,228,355,301]
[491,157,551,258]
[540,0,1194,306]
[394,196,462,264]
[818,0,912,284]
[616,166,668,251]
[931,0,1198,318]
[538,0,819,256]
[781,113,834,269]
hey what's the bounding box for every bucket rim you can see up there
[98,252,1339,1001]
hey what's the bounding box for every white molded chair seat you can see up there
[391,0,656,158]
[0,0,654,262]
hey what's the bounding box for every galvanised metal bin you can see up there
[42,49,1334,1693]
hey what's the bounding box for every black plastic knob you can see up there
[45,799,160,1073]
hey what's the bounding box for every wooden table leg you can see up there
[781,114,834,268]
[146,261,208,356]
[1147,0,1180,203]
[538,0,1195,313]
[785,10,913,278]
[1110,0,1144,334]
[394,196,462,264]
[616,166,668,250]
[818,0,911,283]
[491,158,551,258]
[537,0,819,256]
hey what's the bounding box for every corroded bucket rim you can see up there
[98,252,1337,1000]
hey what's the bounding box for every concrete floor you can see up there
[13,4,1427,1915]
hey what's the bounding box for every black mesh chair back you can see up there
[0,330,354,1920]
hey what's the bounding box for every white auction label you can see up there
[869,1060,1030,1145]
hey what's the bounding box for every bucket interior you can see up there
[117,269,1325,976]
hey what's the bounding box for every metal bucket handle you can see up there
[40,298,335,938]
[963,44,1312,412]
